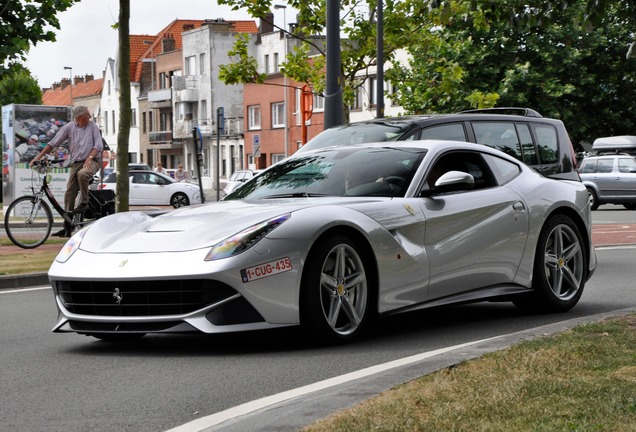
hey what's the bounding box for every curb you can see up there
[0,272,49,290]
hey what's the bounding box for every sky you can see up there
[23,0,273,88]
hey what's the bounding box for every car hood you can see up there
[78,197,385,253]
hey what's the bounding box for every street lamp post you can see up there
[274,4,288,157]
[63,66,72,106]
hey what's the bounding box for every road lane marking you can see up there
[165,337,498,432]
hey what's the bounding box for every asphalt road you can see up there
[0,205,635,432]
[1,251,635,431]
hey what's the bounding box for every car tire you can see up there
[171,192,190,208]
[514,214,586,313]
[623,203,636,210]
[300,234,374,344]
[586,188,599,210]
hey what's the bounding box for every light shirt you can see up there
[48,119,102,163]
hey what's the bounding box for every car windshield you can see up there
[296,121,414,153]
[225,146,426,200]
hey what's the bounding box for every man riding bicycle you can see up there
[29,105,103,237]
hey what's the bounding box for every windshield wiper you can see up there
[262,192,327,199]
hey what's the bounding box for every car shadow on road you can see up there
[58,302,568,357]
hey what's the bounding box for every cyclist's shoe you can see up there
[52,229,71,237]
[73,203,89,214]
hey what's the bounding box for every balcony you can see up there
[173,120,194,139]
[148,88,172,108]
[173,76,199,102]
[149,130,173,144]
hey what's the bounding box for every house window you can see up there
[159,72,167,89]
[369,77,377,106]
[104,111,109,135]
[273,53,279,73]
[200,100,207,124]
[112,111,116,132]
[272,102,285,128]
[185,55,196,75]
[271,153,285,164]
[131,108,137,127]
[108,80,111,95]
[350,83,362,111]
[264,55,269,74]
[148,111,153,132]
[142,112,147,133]
[248,105,261,130]
[160,112,169,131]
[199,53,206,74]
[313,94,325,112]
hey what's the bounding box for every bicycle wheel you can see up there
[4,196,53,249]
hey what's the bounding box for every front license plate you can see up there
[241,257,292,282]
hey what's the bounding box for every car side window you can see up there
[419,123,467,141]
[533,125,559,164]
[425,151,496,191]
[472,122,523,161]
[578,160,596,173]
[515,124,536,166]
[483,154,521,185]
[618,158,636,173]
[597,159,613,173]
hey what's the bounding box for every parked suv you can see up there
[578,154,636,210]
[297,107,578,180]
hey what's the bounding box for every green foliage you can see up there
[218,0,434,120]
[0,64,42,106]
[219,33,267,85]
[0,0,78,64]
[391,0,636,147]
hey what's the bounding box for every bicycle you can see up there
[4,158,114,249]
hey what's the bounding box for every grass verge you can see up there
[303,314,636,432]
[0,237,65,275]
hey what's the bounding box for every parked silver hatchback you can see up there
[578,154,636,210]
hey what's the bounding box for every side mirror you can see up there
[421,171,475,197]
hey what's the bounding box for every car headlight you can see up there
[204,213,291,261]
[55,227,89,263]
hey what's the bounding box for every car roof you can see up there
[339,108,546,127]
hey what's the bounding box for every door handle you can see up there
[513,201,526,211]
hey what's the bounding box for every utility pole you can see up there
[376,0,384,118]
[324,0,344,129]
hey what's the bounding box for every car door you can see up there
[420,151,530,300]
[143,172,171,204]
[614,157,636,197]
[588,158,617,198]
[130,172,167,205]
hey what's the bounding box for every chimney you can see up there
[85,74,94,82]
[52,82,60,90]
[60,78,70,89]
[162,36,176,53]
[74,76,84,85]
[259,12,274,34]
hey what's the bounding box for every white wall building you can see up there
[176,19,253,191]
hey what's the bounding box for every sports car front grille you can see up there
[56,279,237,317]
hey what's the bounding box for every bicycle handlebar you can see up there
[33,158,66,166]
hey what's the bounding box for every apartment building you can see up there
[42,12,407,185]
[175,19,258,188]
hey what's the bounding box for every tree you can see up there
[218,0,437,121]
[389,0,636,147]
[115,0,130,212]
[0,64,42,106]
[0,0,78,65]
